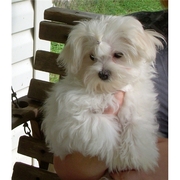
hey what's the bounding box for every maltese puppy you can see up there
[42,15,164,177]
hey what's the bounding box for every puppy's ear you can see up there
[122,16,165,63]
[142,29,165,63]
[57,26,85,75]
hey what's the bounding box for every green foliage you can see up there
[49,42,64,82]
[51,42,64,54]
[65,0,163,15]
[50,73,60,83]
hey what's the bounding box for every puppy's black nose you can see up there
[98,70,111,80]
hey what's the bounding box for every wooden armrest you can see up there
[12,96,42,129]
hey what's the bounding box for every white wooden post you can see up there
[32,0,52,167]
[33,0,52,80]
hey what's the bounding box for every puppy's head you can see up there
[57,15,164,93]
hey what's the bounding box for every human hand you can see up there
[53,152,107,180]
[104,91,125,115]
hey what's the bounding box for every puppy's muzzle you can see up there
[98,70,111,80]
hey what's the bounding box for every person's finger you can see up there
[114,91,125,107]
[104,91,125,115]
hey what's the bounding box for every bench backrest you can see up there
[12,8,101,180]
[28,7,100,103]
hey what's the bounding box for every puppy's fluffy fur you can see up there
[42,15,164,173]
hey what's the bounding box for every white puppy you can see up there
[42,15,164,175]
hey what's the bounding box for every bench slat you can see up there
[34,50,66,75]
[39,21,72,43]
[28,79,54,102]
[12,162,60,180]
[44,7,99,25]
[18,136,53,163]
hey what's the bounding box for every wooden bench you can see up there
[12,7,167,179]
[12,7,100,180]
[12,7,100,129]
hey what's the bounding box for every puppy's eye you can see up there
[114,52,123,59]
[90,54,95,61]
